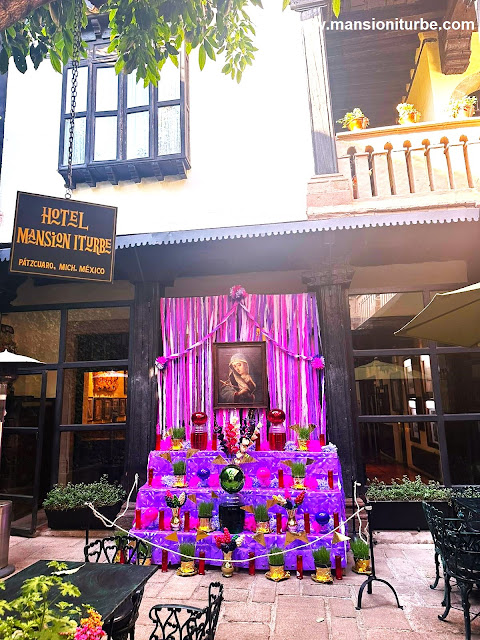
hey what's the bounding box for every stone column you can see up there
[303,266,363,495]
[125,281,163,485]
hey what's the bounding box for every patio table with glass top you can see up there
[1,560,158,637]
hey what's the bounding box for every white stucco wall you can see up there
[0,4,313,243]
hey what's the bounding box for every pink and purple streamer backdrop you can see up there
[158,293,324,441]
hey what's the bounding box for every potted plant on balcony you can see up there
[448,96,478,119]
[366,475,452,531]
[396,103,421,125]
[43,475,125,530]
[337,108,369,131]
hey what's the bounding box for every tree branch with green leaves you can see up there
[0,0,342,84]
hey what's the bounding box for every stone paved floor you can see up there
[5,533,480,639]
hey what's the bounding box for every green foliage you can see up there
[42,474,125,511]
[366,476,451,503]
[350,538,370,560]
[179,542,196,562]
[198,501,214,517]
[291,462,306,478]
[172,427,186,439]
[268,546,284,566]
[448,95,478,117]
[254,503,269,522]
[173,460,187,475]
[312,546,331,567]
[298,427,310,440]
[336,108,367,128]
[0,561,87,639]
[452,485,480,499]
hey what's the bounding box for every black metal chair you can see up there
[148,582,224,640]
[439,529,480,640]
[84,535,150,640]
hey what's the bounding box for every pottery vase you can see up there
[221,551,234,578]
[170,507,181,531]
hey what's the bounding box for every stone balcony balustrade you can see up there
[307,118,480,220]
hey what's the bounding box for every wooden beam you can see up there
[439,0,476,74]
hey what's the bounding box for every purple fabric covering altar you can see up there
[131,447,348,571]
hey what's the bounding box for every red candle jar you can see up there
[249,552,255,575]
[212,432,218,450]
[333,512,339,529]
[161,549,168,572]
[319,433,326,447]
[304,513,310,534]
[135,509,142,529]
[191,427,208,451]
[158,509,164,530]
[198,551,206,575]
[268,426,286,451]
[184,510,190,532]
[328,470,334,489]
[156,433,161,451]
[335,555,342,580]
[278,468,284,489]
[148,468,154,486]
[276,513,282,534]
[296,555,303,580]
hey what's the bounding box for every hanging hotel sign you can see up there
[9,192,117,282]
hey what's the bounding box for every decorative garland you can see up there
[155,286,325,372]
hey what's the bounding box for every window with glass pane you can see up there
[446,421,480,484]
[62,368,127,425]
[59,31,188,184]
[350,292,426,349]
[439,353,480,414]
[65,307,130,361]
[0,311,60,363]
[58,429,125,485]
[355,355,435,416]
[360,421,442,484]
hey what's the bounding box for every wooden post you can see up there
[303,266,363,495]
[126,282,163,486]
[291,0,338,176]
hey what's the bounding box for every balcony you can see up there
[307,118,480,219]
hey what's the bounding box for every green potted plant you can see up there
[366,475,452,531]
[172,460,187,487]
[350,538,371,574]
[177,542,197,576]
[291,462,306,489]
[266,546,289,582]
[197,501,214,532]
[254,503,270,533]
[311,546,333,583]
[337,108,369,131]
[171,426,186,450]
[396,103,421,125]
[297,427,311,451]
[42,475,126,531]
[448,96,477,118]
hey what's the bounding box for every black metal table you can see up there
[1,560,158,638]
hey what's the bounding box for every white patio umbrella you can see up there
[395,282,480,348]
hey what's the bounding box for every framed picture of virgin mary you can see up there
[213,342,268,409]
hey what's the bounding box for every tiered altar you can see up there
[130,289,348,574]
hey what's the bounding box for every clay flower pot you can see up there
[221,551,234,578]
[177,560,196,576]
[171,438,183,451]
[198,517,213,533]
[255,520,270,534]
[348,117,369,131]
[266,564,290,581]
[312,565,333,583]
[399,111,420,125]
[353,557,371,575]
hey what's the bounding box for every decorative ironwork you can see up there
[148,582,223,640]
[84,535,150,565]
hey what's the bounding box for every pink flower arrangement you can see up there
[155,356,168,370]
[311,355,325,370]
[74,609,105,640]
[229,285,247,301]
